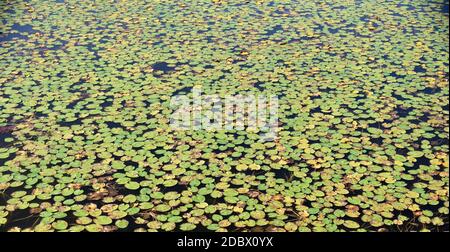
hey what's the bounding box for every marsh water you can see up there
[0,0,449,232]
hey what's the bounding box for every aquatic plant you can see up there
[0,0,448,232]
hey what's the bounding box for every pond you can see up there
[0,0,448,232]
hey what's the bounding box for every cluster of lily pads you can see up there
[0,0,448,232]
